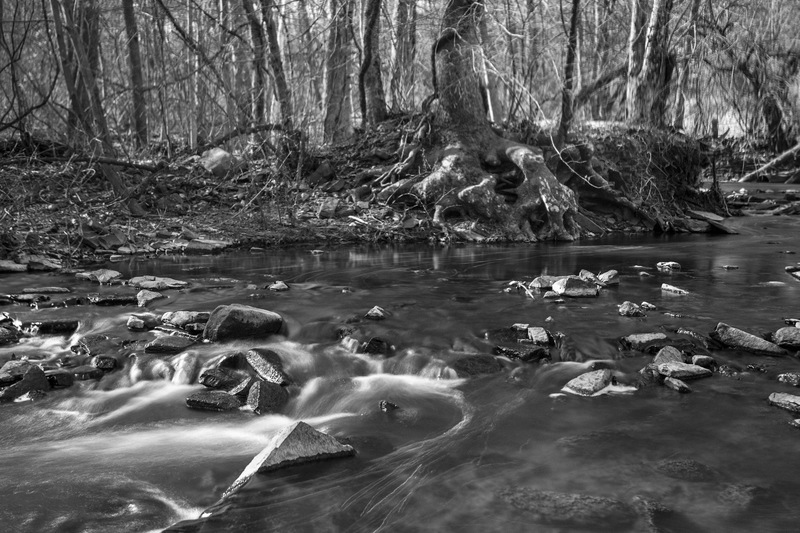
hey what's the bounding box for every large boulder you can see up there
[0,366,49,401]
[221,421,355,498]
[552,276,599,297]
[203,304,284,342]
[768,392,800,413]
[247,380,290,414]
[713,323,786,355]
[498,487,637,529]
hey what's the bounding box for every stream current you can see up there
[1,216,799,532]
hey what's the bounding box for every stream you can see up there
[1,215,799,532]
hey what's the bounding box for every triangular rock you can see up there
[222,421,354,498]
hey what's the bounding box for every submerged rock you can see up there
[185,390,242,412]
[713,323,786,355]
[777,373,800,387]
[498,487,637,529]
[71,365,105,380]
[203,304,284,341]
[452,355,503,377]
[562,369,613,396]
[655,458,716,482]
[768,392,800,413]
[221,421,355,498]
[661,283,689,295]
[552,276,599,297]
[21,319,80,335]
[664,377,692,393]
[656,261,681,272]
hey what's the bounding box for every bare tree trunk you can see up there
[672,0,700,130]
[625,0,646,112]
[626,0,674,127]
[242,0,267,124]
[390,0,416,111]
[478,16,503,124]
[323,0,354,142]
[557,0,581,147]
[359,0,387,127]
[122,0,148,148]
[259,0,294,129]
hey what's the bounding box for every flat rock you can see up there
[76,269,122,284]
[691,355,716,369]
[657,362,712,380]
[452,355,503,377]
[552,275,598,297]
[185,239,233,253]
[527,326,552,345]
[145,335,196,354]
[620,332,668,351]
[185,389,243,412]
[222,421,355,498]
[618,301,645,317]
[247,380,289,414]
[21,319,79,335]
[562,369,613,396]
[688,209,725,223]
[245,348,291,385]
[22,287,70,294]
[161,311,210,328]
[0,366,49,400]
[498,487,636,529]
[768,392,800,413]
[653,346,684,365]
[0,260,27,273]
[137,290,165,307]
[773,327,800,349]
[128,276,188,290]
[203,304,284,342]
[713,323,786,355]
[87,294,138,306]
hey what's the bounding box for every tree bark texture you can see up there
[390,0,416,111]
[557,0,580,147]
[626,0,674,127]
[242,0,267,123]
[259,0,294,129]
[122,0,148,147]
[359,0,387,127]
[672,0,700,130]
[323,0,354,142]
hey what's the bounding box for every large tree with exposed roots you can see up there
[376,0,580,241]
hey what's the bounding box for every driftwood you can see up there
[738,141,800,182]
[0,155,160,172]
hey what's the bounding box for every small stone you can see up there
[87,294,138,306]
[618,301,645,317]
[198,367,243,390]
[185,389,243,411]
[653,346,684,365]
[656,261,681,272]
[365,305,388,320]
[529,275,567,290]
[657,362,712,380]
[126,316,146,331]
[137,290,165,307]
[71,365,104,380]
[641,302,657,310]
[620,332,668,351]
[76,269,123,284]
[161,311,210,328]
[267,281,290,291]
[92,356,117,371]
[526,326,552,345]
[246,348,292,385]
[361,337,393,356]
[664,377,692,393]
[768,392,800,413]
[203,304,284,341]
[578,269,600,284]
[722,265,739,270]
[661,283,689,295]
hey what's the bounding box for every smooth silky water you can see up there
[1,216,799,532]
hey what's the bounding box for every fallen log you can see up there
[738,141,800,182]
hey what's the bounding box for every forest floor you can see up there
[1,119,799,270]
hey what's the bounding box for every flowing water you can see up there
[1,216,799,532]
